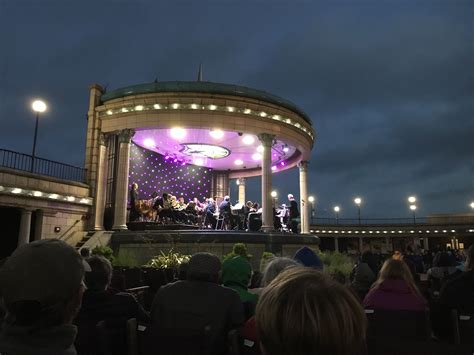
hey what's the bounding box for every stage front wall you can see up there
[129,143,212,202]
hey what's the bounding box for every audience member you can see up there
[0,239,88,355]
[293,246,324,270]
[256,267,367,355]
[74,255,149,354]
[351,251,377,301]
[363,259,426,311]
[222,255,258,303]
[428,251,458,291]
[150,253,244,354]
[80,247,91,258]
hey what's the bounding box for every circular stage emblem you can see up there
[180,143,230,159]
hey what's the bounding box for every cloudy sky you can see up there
[0,0,472,219]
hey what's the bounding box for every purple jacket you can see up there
[363,279,426,311]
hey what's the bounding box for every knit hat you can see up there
[293,246,324,271]
[187,252,222,278]
[0,239,89,305]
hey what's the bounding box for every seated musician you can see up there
[204,198,217,229]
[185,201,198,224]
[154,193,176,223]
[170,195,187,223]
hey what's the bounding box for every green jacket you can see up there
[222,256,258,303]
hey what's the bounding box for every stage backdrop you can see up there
[129,143,212,202]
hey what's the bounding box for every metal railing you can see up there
[0,149,87,183]
[310,216,474,226]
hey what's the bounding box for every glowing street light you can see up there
[334,206,340,224]
[470,202,474,209]
[354,197,362,225]
[408,196,416,204]
[31,99,47,172]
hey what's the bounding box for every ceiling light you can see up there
[252,153,262,161]
[121,108,129,113]
[11,188,22,194]
[106,110,113,115]
[227,106,235,112]
[257,145,264,153]
[208,104,217,110]
[194,158,204,166]
[49,194,59,199]
[153,104,161,109]
[272,115,281,120]
[191,103,198,109]
[170,128,186,139]
[260,112,267,117]
[283,144,289,153]
[209,130,224,139]
[66,196,75,202]
[33,191,42,197]
[244,109,251,114]
[234,159,243,166]
[242,135,254,145]
[271,166,277,171]
[143,138,155,148]
[135,105,144,111]
[171,103,180,109]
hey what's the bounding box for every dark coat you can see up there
[363,279,426,311]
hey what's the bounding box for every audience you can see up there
[351,251,377,301]
[150,252,244,354]
[74,255,149,355]
[256,267,367,355]
[0,239,88,355]
[222,255,258,304]
[363,258,426,311]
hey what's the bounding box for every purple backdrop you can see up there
[129,143,212,202]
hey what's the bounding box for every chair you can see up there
[451,309,474,345]
[365,309,430,341]
[216,214,228,230]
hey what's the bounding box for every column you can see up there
[237,178,246,203]
[34,209,44,241]
[258,133,275,232]
[334,236,339,252]
[298,161,310,234]
[359,236,364,252]
[112,129,135,230]
[18,209,32,246]
[93,133,108,230]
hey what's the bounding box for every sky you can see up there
[0,0,472,219]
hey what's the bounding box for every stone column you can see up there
[18,209,32,246]
[34,209,44,241]
[112,129,135,230]
[334,236,339,252]
[93,133,108,230]
[359,236,364,252]
[258,133,275,232]
[298,161,310,234]
[237,178,246,203]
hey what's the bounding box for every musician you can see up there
[204,198,217,229]
[129,183,140,222]
[288,194,300,233]
[218,195,235,229]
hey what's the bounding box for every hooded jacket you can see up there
[222,256,258,303]
[363,279,426,311]
[293,247,324,270]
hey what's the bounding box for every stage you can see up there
[111,226,320,270]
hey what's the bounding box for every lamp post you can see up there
[31,100,47,172]
[354,197,362,225]
[308,196,315,224]
[470,202,474,210]
[271,190,277,208]
[334,206,340,225]
[410,204,417,224]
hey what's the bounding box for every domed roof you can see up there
[101,81,312,125]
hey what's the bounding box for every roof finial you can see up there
[197,63,203,82]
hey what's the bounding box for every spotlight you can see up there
[283,144,289,153]
[271,166,277,171]
[170,128,186,139]
[194,158,204,166]
[234,159,243,166]
[209,130,224,139]
[143,138,155,148]
[280,161,285,166]
[252,153,262,161]
[257,145,264,153]
[242,135,255,145]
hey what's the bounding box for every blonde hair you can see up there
[372,259,422,297]
[256,267,367,355]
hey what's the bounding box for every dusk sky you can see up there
[0,0,472,219]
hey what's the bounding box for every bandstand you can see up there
[84,79,316,235]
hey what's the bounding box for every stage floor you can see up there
[111,228,320,269]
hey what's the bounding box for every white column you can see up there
[237,178,246,203]
[112,129,135,230]
[18,209,32,246]
[34,209,44,241]
[298,161,310,234]
[93,134,108,230]
[258,133,275,232]
[334,236,339,252]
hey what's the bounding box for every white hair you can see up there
[288,194,294,200]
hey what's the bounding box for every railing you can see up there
[310,216,474,226]
[0,149,87,183]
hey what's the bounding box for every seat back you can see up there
[96,318,129,355]
[365,309,430,341]
[451,309,474,345]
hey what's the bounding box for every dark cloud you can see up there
[0,0,472,217]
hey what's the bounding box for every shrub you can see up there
[147,250,190,269]
[91,245,114,263]
[318,251,354,283]
[224,243,252,261]
[112,250,141,268]
[260,252,276,272]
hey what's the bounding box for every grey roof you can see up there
[100,81,312,125]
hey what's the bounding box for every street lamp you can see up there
[410,204,417,224]
[271,191,277,207]
[470,202,474,209]
[308,196,315,223]
[31,100,47,172]
[408,196,416,204]
[354,197,362,225]
[334,206,340,224]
